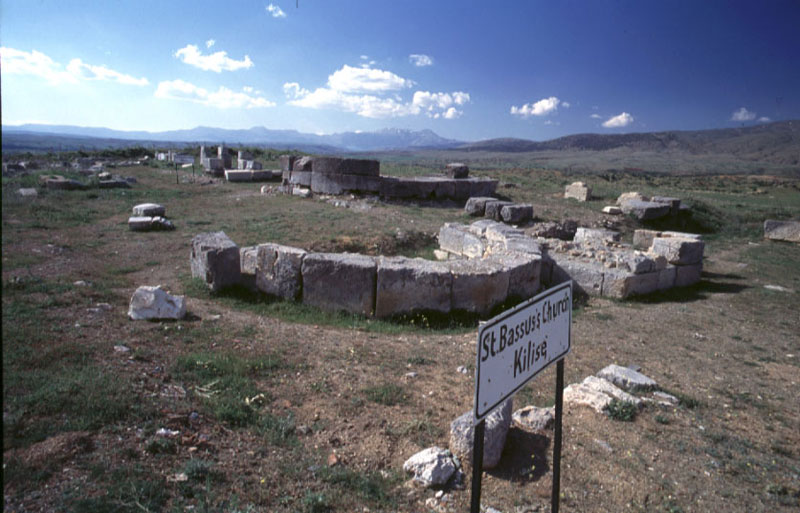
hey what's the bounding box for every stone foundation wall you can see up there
[281,156,498,201]
[437,222,704,299]
[191,230,542,318]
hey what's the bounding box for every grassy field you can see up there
[2,159,799,512]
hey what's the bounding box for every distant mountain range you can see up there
[3,121,798,168]
[2,124,461,152]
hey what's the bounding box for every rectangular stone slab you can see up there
[301,253,376,316]
[255,243,306,301]
[650,237,705,265]
[312,157,380,177]
[464,197,497,216]
[289,171,312,187]
[447,258,509,316]
[310,172,381,195]
[764,220,800,242]
[375,257,452,317]
[190,231,241,292]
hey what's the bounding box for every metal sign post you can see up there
[470,282,572,513]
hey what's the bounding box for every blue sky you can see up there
[2,0,798,141]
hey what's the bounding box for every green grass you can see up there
[174,351,285,427]
[363,383,408,406]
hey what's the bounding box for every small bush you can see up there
[605,399,638,421]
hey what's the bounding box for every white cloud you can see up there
[561,101,571,108]
[155,79,275,108]
[510,96,561,117]
[590,113,602,119]
[266,4,286,18]
[602,112,634,128]
[206,39,216,48]
[283,65,469,119]
[327,64,413,93]
[0,47,148,86]
[409,54,433,67]
[174,44,253,72]
[731,107,756,121]
[758,116,771,122]
[66,58,149,86]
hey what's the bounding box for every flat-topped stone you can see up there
[438,223,486,258]
[301,253,376,316]
[484,200,514,221]
[310,172,381,195]
[447,258,509,315]
[582,376,643,407]
[375,256,452,317]
[444,163,469,179]
[312,157,380,176]
[574,227,621,245]
[565,181,591,201]
[132,203,165,217]
[619,200,672,220]
[596,364,657,391]
[255,243,307,301]
[650,237,705,265]
[190,231,241,292]
[465,197,497,216]
[764,219,800,243]
[128,216,174,231]
[500,203,533,224]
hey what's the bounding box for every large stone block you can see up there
[380,177,433,199]
[190,232,241,292]
[447,258,509,315]
[225,170,253,182]
[651,196,681,216]
[439,223,486,258]
[601,268,659,298]
[495,253,541,300]
[620,200,671,221]
[132,203,165,217]
[250,170,276,181]
[310,172,381,195]
[500,204,533,224]
[764,220,800,243]
[375,257,452,317]
[484,200,514,221]
[674,263,702,287]
[466,178,499,198]
[312,157,380,177]
[450,399,512,470]
[294,156,314,171]
[574,227,621,245]
[564,181,591,201]
[552,260,605,296]
[279,155,297,172]
[484,223,524,244]
[616,192,647,205]
[464,197,497,216]
[445,163,469,178]
[255,243,306,301]
[633,229,661,250]
[650,237,705,265]
[657,266,677,290]
[503,236,542,256]
[289,171,312,187]
[301,253,376,316]
[596,364,657,392]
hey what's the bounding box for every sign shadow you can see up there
[486,427,551,483]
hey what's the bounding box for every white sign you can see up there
[474,281,572,421]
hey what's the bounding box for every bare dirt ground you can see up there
[3,163,799,512]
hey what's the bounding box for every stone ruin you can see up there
[279,156,498,201]
[439,221,704,298]
[764,219,800,243]
[190,218,704,319]
[615,191,689,222]
[200,144,231,175]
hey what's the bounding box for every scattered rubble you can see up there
[564,181,591,201]
[128,285,186,320]
[403,447,457,487]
